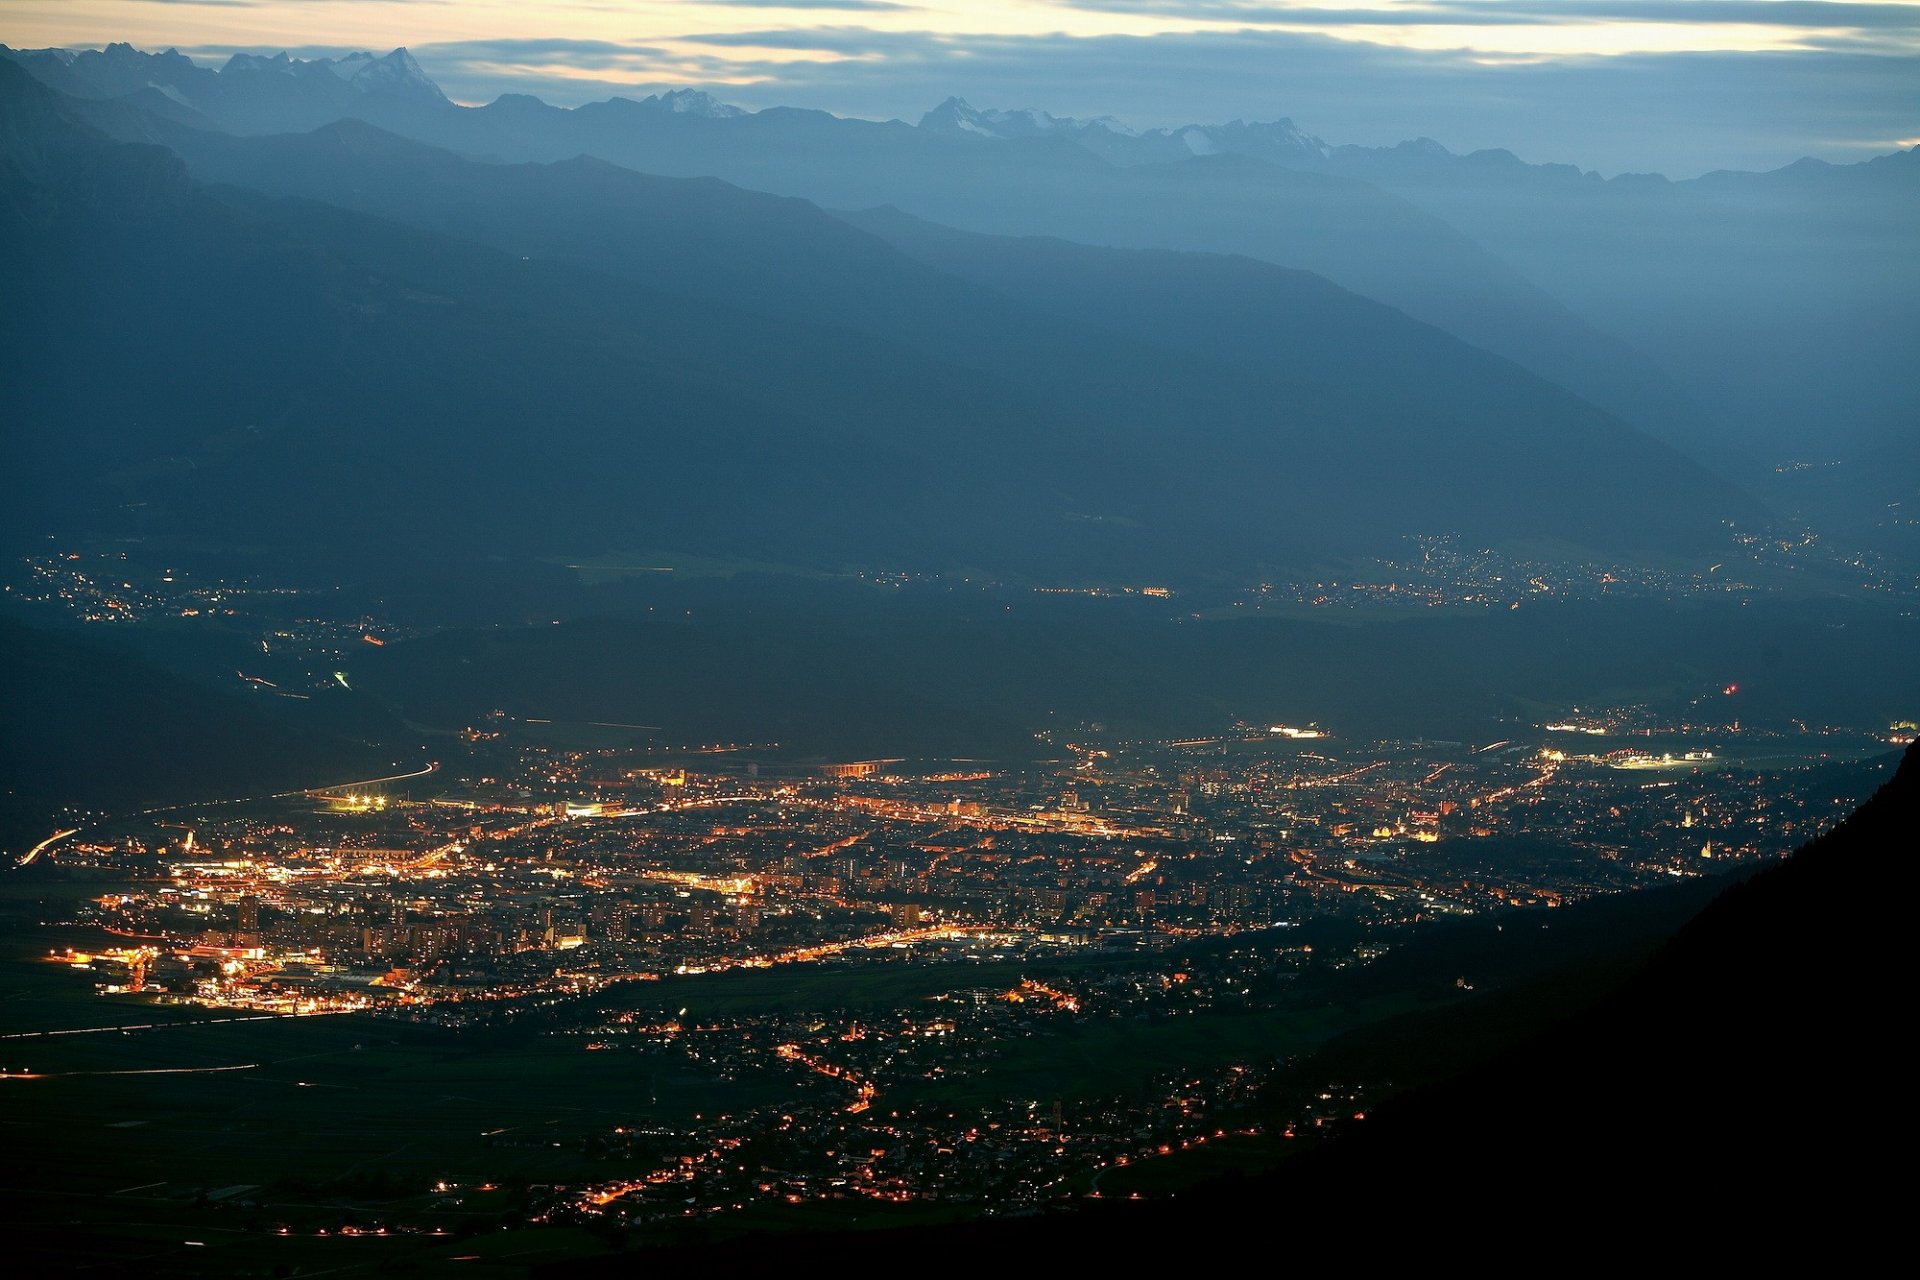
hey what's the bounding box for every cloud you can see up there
[1042,1,1550,24]
[1051,0,1920,28]
[1461,1,1920,28]
[670,26,930,52]
[397,36,676,69]
[129,0,453,6]
[125,5,1908,176]
[707,1,917,9]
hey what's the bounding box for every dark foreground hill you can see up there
[552,741,1916,1271]
[1254,741,1911,1246]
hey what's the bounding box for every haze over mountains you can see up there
[922,89,1920,466]
[35,43,1702,454]
[2,53,1763,586]
[8,39,1913,495]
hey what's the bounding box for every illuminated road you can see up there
[588,924,1017,987]
[775,1043,876,1113]
[1478,762,1560,806]
[279,761,438,800]
[17,828,78,866]
[1314,760,1389,786]
[0,1010,350,1041]
[827,793,1168,839]
[12,763,438,870]
[1,1062,263,1081]
[657,924,1011,976]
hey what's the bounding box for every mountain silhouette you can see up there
[2,41,1726,455]
[2,62,1757,581]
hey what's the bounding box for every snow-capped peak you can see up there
[653,88,744,118]
[1176,126,1216,156]
[220,46,445,101]
[325,51,377,82]
[919,96,1134,142]
[919,97,992,135]
[220,51,294,76]
[338,48,446,100]
[916,98,1337,166]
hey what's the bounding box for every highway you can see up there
[1,1062,264,1081]
[17,827,78,867]
[649,923,1012,978]
[276,761,438,800]
[0,1010,350,1042]
[11,762,438,870]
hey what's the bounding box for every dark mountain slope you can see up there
[0,618,392,856]
[841,203,1759,524]
[1,43,1710,453]
[0,181,1095,572]
[392,106,1721,453]
[904,92,1920,471]
[69,109,1762,555]
[1335,144,1920,469]
[1274,739,1913,1221]
[0,66,1201,578]
[1,66,1755,576]
[77,111,951,342]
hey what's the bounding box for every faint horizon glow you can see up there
[12,2,1916,61]
[2,1,1916,172]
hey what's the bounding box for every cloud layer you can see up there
[5,1,1916,175]
[396,22,1918,175]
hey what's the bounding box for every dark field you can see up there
[0,920,780,1275]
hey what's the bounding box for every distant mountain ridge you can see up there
[15,45,1904,477]
[903,90,1919,469]
[917,89,1920,190]
[1,41,445,133]
[916,85,1919,472]
[0,40,1732,462]
[14,42,1903,185]
[6,41,1911,510]
[19,37,1895,476]
[1,60,1758,587]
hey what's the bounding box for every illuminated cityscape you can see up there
[1,9,1914,1272]
[8,700,1898,1243]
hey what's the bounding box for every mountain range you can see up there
[1,58,1756,584]
[8,41,1914,483]
[0,43,1710,455]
